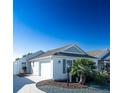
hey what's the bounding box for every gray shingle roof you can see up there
[87,50,106,57]
[32,44,96,60]
[87,49,110,60]
[34,44,74,58]
[19,50,45,61]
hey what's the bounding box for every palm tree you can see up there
[71,58,96,84]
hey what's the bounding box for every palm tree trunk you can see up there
[82,75,86,84]
[79,74,86,84]
[79,74,83,84]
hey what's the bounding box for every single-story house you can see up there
[13,44,110,80]
[29,44,97,80]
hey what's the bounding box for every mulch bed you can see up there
[36,80,87,89]
[17,73,29,77]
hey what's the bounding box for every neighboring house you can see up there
[87,49,110,72]
[13,50,44,75]
[28,44,97,80]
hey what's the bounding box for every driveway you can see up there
[13,75,45,93]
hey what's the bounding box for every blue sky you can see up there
[14,0,110,59]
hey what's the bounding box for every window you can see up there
[67,60,72,67]
[63,59,73,74]
[63,59,66,74]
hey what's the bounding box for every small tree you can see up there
[71,58,96,84]
[15,58,20,61]
[22,52,32,57]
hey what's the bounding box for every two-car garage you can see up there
[31,61,52,80]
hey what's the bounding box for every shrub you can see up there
[85,71,96,83]
[95,71,109,85]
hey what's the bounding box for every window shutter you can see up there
[73,60,75,66]
[63,59,66,74]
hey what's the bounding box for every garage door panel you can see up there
[40,62,51,79]
[31,62,39,76]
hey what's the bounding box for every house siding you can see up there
[52,57,67,80]
[52,55,98,80]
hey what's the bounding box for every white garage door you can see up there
[40,61,51,80]
[31,62,39,76]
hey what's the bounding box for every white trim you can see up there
[30,56,52,62]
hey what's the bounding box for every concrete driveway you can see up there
[13,75,45,93]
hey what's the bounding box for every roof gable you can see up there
[62,45,87,55]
